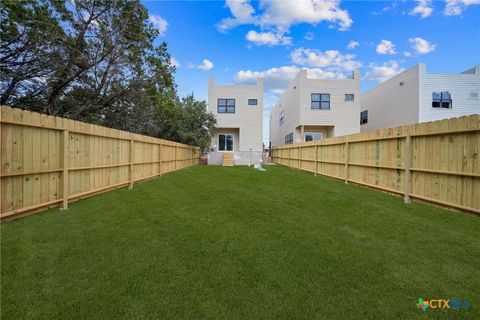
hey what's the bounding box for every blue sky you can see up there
[142,0,480,144]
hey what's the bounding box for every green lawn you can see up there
[1,165,479,319]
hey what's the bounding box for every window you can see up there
[218,134,234,151]
[285,133,293,144]
[248,99,257,105]
[311,93,330,109]
[218,99,235,113]
[360,110,368,125]
[432,92,452,109]
[304,132,323,142]
[345,94,354,102]
[279,111,285,125]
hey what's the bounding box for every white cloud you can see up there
[410,0,433,18]
[218,0,258,31]
[246,30,292,46]
[304,32,314,41]
[404,51,411,57]
[371,2,399,15]
[235,65,345,95]
[409,37,436,54]
[376,40,397,55]
[218,0,353,32]
[197,59,214,70]
[364,61,404,82]
[149,15,168,36]
[444,0,480,16]
[347,40,360,49]
[290,47,362,72]
[169,57,180,68]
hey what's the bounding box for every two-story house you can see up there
[360,63,480,132]
[269,69,361,147]
[207,77,264,165]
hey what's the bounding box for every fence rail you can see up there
[272,114,480,213]
[0,106,201,221]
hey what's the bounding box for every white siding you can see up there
[361,64,420,132]
[419,64,480,122]
[269,70,360,146]
[208,78,263,152]
[361,63,480,131]
[269,73,301,146]
[299,70,360,137]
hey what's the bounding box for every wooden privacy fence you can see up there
[0,106,201,221]
[272,114,480,214]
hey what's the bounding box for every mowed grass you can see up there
[1,165,479,320]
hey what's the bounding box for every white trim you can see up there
[217,133,235,152]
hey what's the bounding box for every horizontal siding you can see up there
[208,79,263,152]
[299,75,360,137]
[419,67,480,122]
[361,64,420,132]
[269,73,301,147]
[270,70,361,146]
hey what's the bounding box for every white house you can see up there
[207,77,264,165]
[361,63,480,132]
[269,69,361,147]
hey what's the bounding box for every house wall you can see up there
[361,64,420,132]
[269,73,301,147]
[269,69,360,147]
[208,77,263,152]
[298,70,361,137]
[419,64,480,122]
[361,63,480,132]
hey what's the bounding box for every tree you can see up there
[0,0,215,148]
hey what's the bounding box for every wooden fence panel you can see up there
[0,106,200,221]
[272,114,480,213]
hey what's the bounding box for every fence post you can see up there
[299,146,302,169]
[129,135,134,189]
[174,145,177,169]
[159,142,162,175]
[288,147,291,167]
[61,129,69,210]
[344,141,349,184]
[315,144,318,176]
[404,136,412,203]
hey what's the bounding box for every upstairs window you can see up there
[360,110,368,125]
[311,93,330,109]
[345,94,354,102]
[248,99,258,105]
[218,99,235,113]
[285,133,293,144]
[279,111,285,125]
[432,92,452,109]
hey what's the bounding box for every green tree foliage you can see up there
[0,0,215,149]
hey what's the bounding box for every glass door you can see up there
[218,134,234,151]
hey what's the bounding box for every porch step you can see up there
[222,153,234,167]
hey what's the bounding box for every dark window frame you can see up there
[345,93,354,102]
[360,110,368,125]
[218,133,234,151]
[248,99,258,105]
[432,92,452,109]
[311,93,330,109]
[285,132,293,145]
[217,98,236,113]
